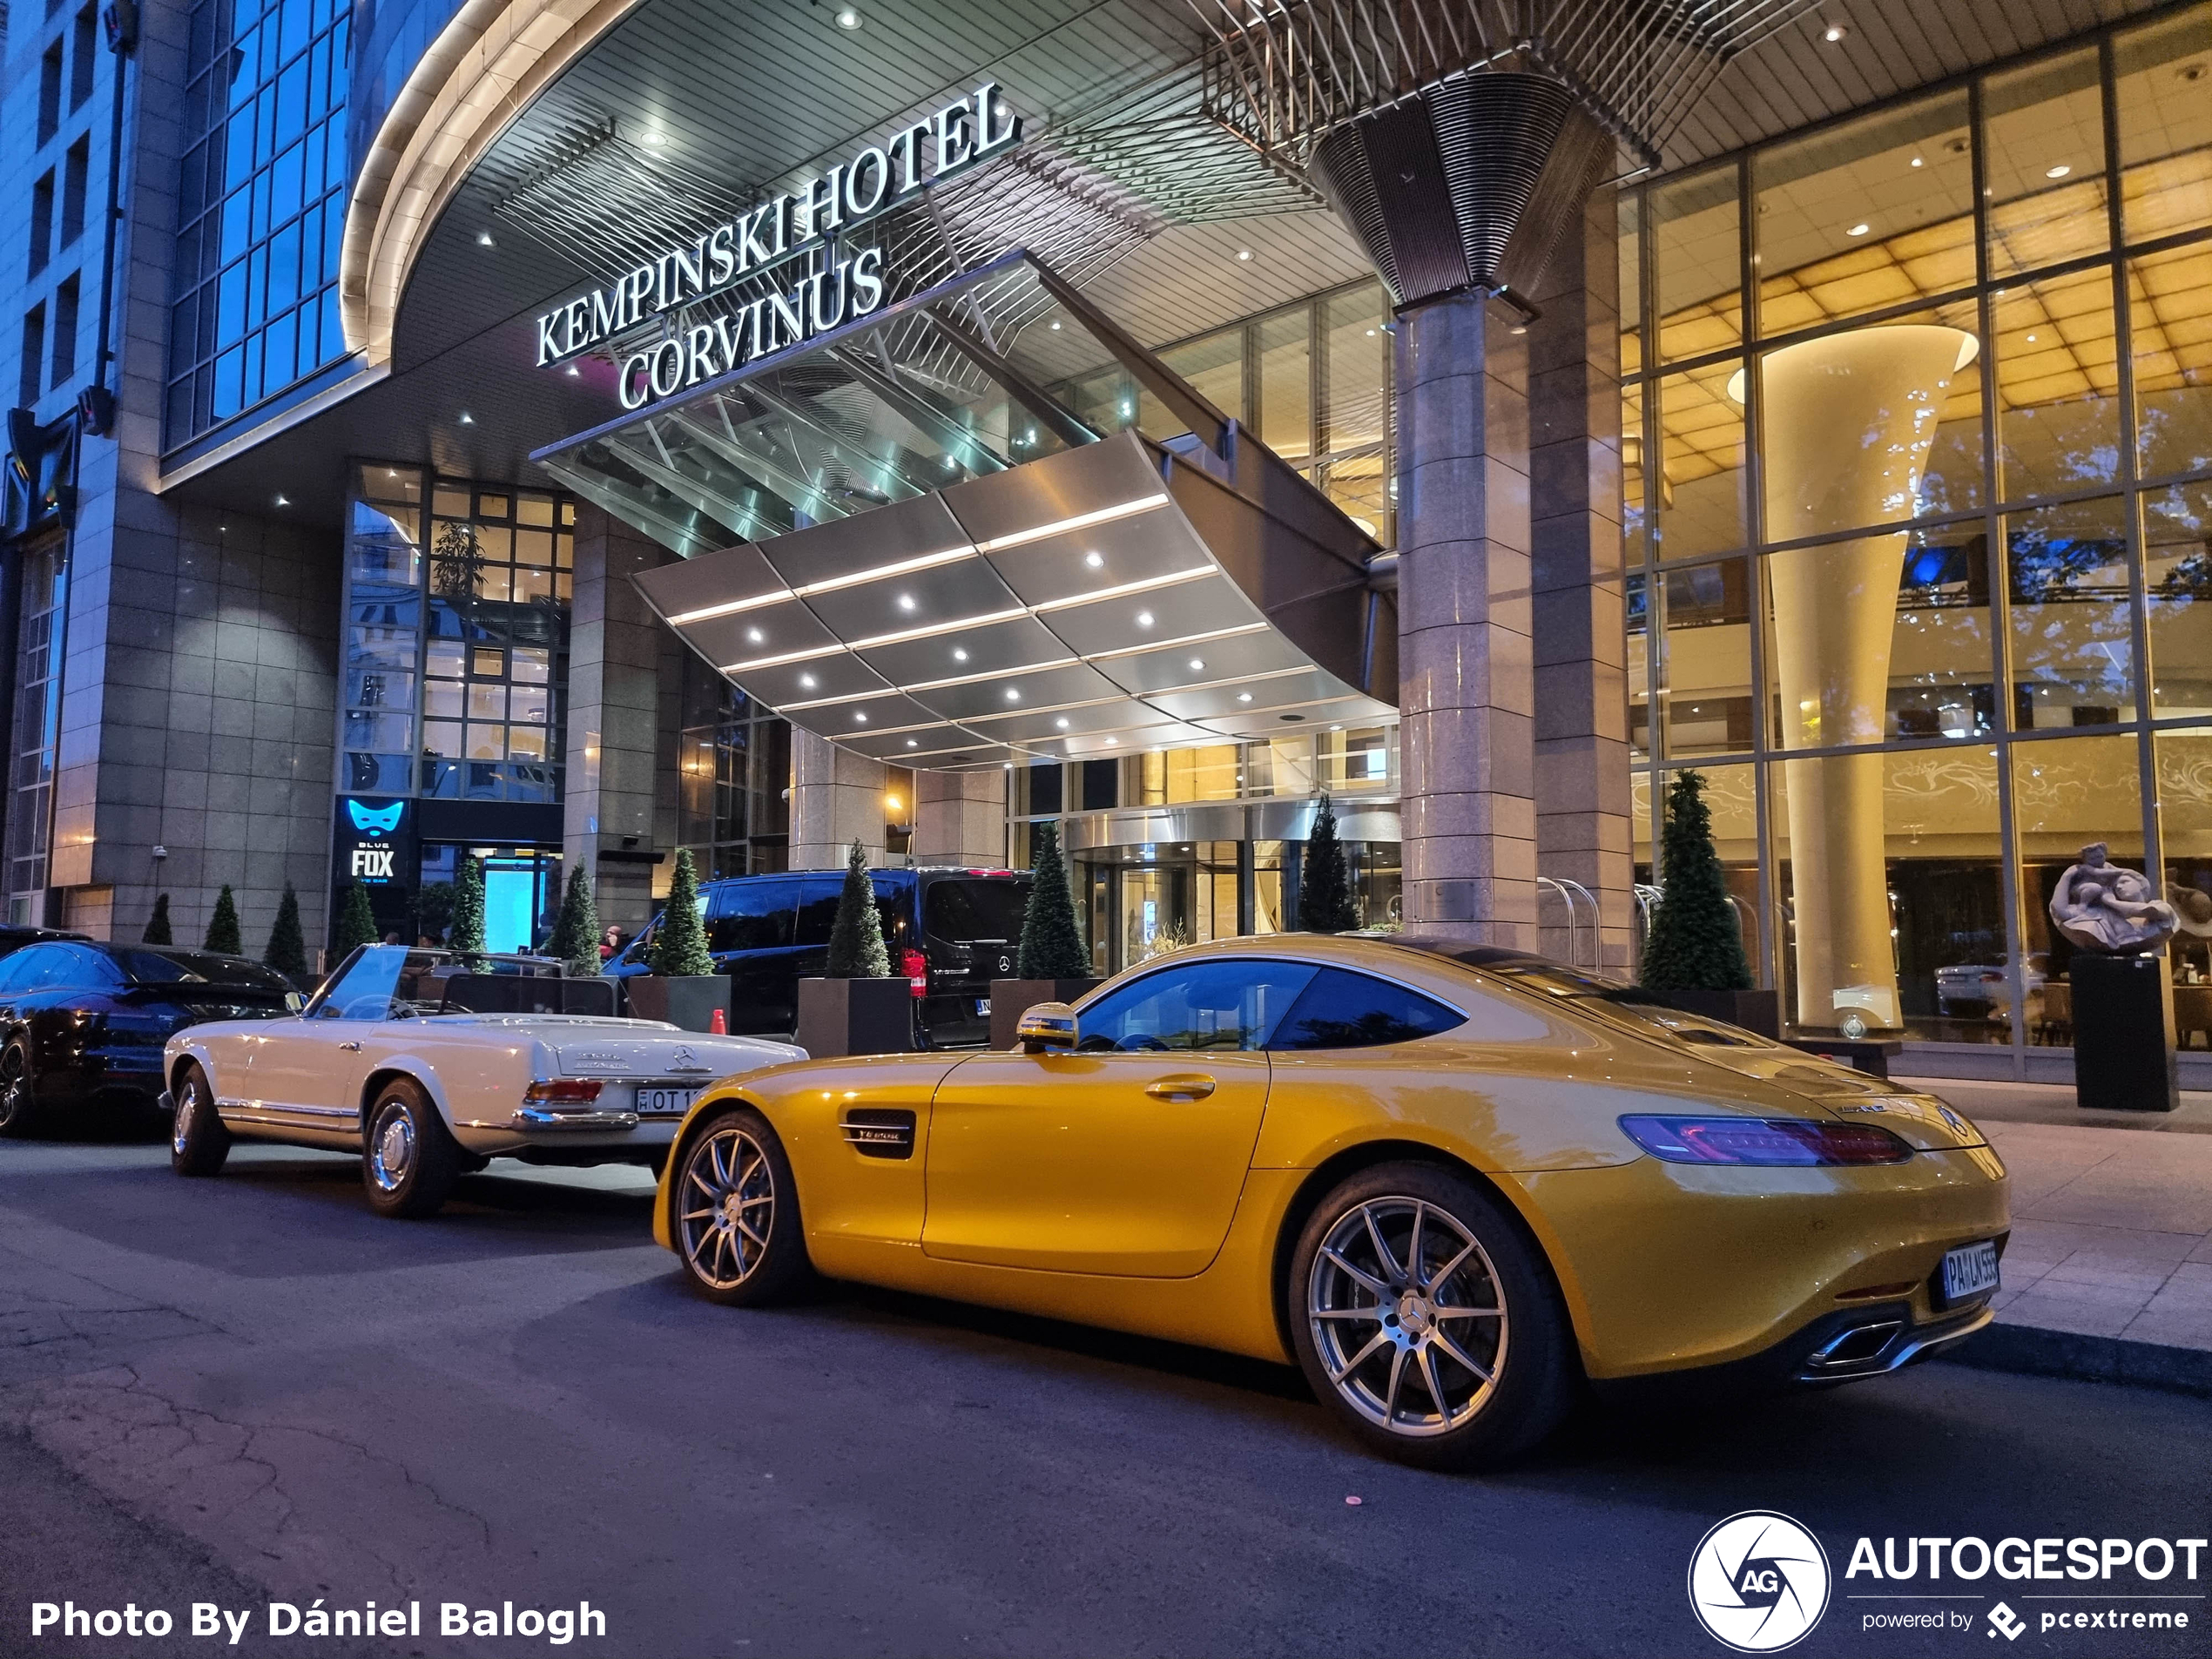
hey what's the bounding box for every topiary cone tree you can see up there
[1641,769,1753,992]
[143,893,172,945]
[204,885,243,955]
[824,839,890,978]
[651,846,717,977]
[448,856,486,956]
[1299,793,1361,934]
[264,882,308,981]
[334,882,379,958]
[549,862,602,978]
[1016,820,1089,978]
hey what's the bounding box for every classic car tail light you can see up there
[523,1079,604,1105]
[901,948,927,998]
[1617,1115,1915,1165]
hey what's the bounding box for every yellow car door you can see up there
[921,957,1320,1277]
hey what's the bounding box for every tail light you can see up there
[1618,1115,1914,1166]
[523,1079,604,1105]
[901,948,927,998]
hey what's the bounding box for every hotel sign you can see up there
[534,84,1023,410]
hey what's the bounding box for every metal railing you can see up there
[1535,875,1601,974]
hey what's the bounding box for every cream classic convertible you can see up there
[163,946,804,1217]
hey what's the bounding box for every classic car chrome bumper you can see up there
[509,1106,641,1131]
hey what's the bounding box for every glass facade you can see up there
[166,0,354,446]
[1622,3,2212,1047]
[4,542,68,922]
[676,652,792,881]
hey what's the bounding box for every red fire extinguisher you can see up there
[901,948,928,999]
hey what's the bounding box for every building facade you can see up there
[0,0,2202,1075]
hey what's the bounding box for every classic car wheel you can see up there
[361,1079,461,1219]
[170,1062,231,1176]
[674,1108,812,1305]
[1288,1163,1573,1470]
[0,1042,31,1136]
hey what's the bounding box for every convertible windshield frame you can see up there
[302,945,568,1021]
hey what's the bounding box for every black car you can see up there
[0,941,299,1134]
[609,866,1034,1046]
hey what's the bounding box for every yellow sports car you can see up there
[651,934,2007,1467]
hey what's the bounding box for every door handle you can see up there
[339,1041,362,1052]
[1144,1076,1216,1102]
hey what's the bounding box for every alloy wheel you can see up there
[368,1102,416,1193]
[678,1125,776,1291]
[0,1048,25,1131]
[1306,1197,1509,1438]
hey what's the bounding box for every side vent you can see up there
[840,1108,917,1160]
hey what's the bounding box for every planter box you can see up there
[989,978,1105,1050]
[1636,988,1781,1040]
[796,977,916,1059]
[623,974,731,1033]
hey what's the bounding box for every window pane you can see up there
[1984,47,2110,279]
[2155,732,2212,990]
[2015,733,2147,1043]
[1076,959,1319,1052]
[2129,242,2212,482]
[2006,496,2135,730]
[1619,188,1642,375]
[2114,10,2212,244]
[1993,266,2121,500]
[1754,93,1974,336]
[1254,309,1311,460]
[1653,165,1740,362]
[1160,329,1244,424]
[1628,572,1650,759]
[1658,558,1753,758]
[2145,480,2212,719]
[1268,968,1464,1049]
[1654,361,1744,559]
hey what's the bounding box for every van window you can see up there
[708,880,796,953]
[924,879,1028,943]
[794,875,901,948]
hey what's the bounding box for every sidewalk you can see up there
[1895,1076,2212,1395]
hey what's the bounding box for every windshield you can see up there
[119,949,295,992]
[924,878,1028,943]
[305,946,561,1021]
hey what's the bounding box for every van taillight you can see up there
[902,948,927,996]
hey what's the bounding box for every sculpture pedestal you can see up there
[2071,954,2179,1113]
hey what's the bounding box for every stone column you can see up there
[563,505,681,932]
[1396,293,1538,944]
[912,769,1007,867]
[1529,190,1635,972]
[787,730,887,870]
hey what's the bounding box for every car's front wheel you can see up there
[361,1079,462,1218]
[170,1062,231,1175]
[672,1106,812,1305]
[1288,1163,1574,1470]
[0,1041,35,1136]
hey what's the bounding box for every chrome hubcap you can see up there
[172,1085,196,1155]
[369,1105,415,1192]
[1309,1197,1508,1438]
[678,1126,775,1291]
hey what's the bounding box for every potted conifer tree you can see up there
[989,821,1103,1049]
[1298,794,1361,933]
[796,839,912,1057]
[1638,771,1778,1037]
[625,848,729,1031]
[448,857,486,956]
[548,864,601,980]
[204,885,243,955]
[333,882,380,960]
[263,882,309,986]
[142,893,172,945]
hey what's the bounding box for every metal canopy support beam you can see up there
[741,381,929,506]
[920,305,1103,454]
[828,335,1014,476]
[1030,260,1231,458]
[665,404,845,526]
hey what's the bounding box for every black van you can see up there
[607,867,1032,1048]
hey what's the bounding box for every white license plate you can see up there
[636,1088,700,1116]
[1939,1239,2001,1305]
[975,998,991,1015]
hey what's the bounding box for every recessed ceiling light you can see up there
[896,593,916,611]
[799,673,817,689]
[745,627,764,644]
[640,131,665,146]
[1236,248,1251,261]
[458,412,474,423]
[853,711,868,724]
[2026,333,2037,342]
[1910,156,1924,169]
[1104,737,1117,745]
[1823,23,1845,41]
[1084,550,1103,568]
[834,5,862,28]
[1135,610,1153,628]
[273,494,290,507]
[905,738,918,748]
[1188,658,1204,671]
[1846,222,1870,237]
[476,232,495,247]
[1055,718,1069,729]
[1005,688,1021,701]
[1366,327,1376,336]
[564,363,580,376]
[2046,164,2071,179]
[1049,320,1062,330]
[1238,691,1252,703]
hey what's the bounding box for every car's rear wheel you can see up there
[170,1062,230,1176]
[673,1107,812,1305]
[1288,1163,1573,1470]
[0,1041,35,1136]
[361,1079,461,1218]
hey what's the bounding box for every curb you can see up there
[1934,1319,2212,1398]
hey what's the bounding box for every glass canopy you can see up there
[533,252,1397,768]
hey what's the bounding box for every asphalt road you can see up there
[2,1134,2206,1659]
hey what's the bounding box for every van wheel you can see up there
[362,1080,461,1218]
[672,1107,813,1305]
[1287,1163,1573,1470]
[170,1063,231,1176]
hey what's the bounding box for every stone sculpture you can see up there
[2049,843,2179,955]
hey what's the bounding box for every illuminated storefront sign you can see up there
[340,798,410,884]
[532,83,1023,409]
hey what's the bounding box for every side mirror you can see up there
[284,991,306,1013]
[1015,1001,1077,1055]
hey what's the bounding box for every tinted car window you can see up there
[708,880,797,953]
[43,944,122,989]
[793,877,900,949]
[0,944,60,992]
[117,950,293,991]
[924,879,1028,943]
[1268,968,1465,1051]
[1076,960,1320,1052]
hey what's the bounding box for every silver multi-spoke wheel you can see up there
[679,1125,777,1292]
[1308,1196,1509,1439]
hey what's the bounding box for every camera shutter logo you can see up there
[1687,1511,1831,1652]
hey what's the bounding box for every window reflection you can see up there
[1984,48,2110,279]
[2145,481,2212,719]
[1993,267,2121,500]
[2005,496,2135,730]
[2114,10,2212,245]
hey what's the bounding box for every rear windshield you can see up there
[119,950,295,992]
[924,879,1028,943]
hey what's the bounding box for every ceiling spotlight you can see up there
[1049,320,1062,330]
[745,627,764,644]
[1005,688,1021,701]
[1188,658,1204,671]
[1104,737,1118,746]
[1084,550,1103,568]
[1135,610,1154,628]
[896,592,916,611]
[1822,22,1845,41]
[906,738,919,748]
[1910,156,1925,168]
[1236,248,1252,261]
[273,494,290,507]
[952,648,968,663]
[799,673,817,689]
[1237,691,1252,703]
[2046,164,2071,179]
[834,5,862,27]
[639,131,666,146]
[476,231,495,247]
[1055,718,1069,729]
[564,363,580,376]
[1845,222,1870,237]
[853,711,868,724]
